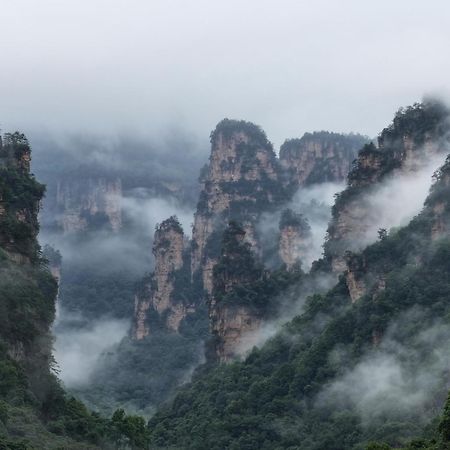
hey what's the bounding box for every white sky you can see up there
[1,0,449,146]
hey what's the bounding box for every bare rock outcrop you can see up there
[191,119,284,296]
[278,209,312,271]
[55,177,122,232]
[279,131,367,188]
[211,305,262,363]
[131,121,376,359]
[132,216,190,340]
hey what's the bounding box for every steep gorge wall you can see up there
[54,177,122,232]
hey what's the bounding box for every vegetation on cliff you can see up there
[147,173,450,450]
[0,133,151,449]
[212,221,303,314]
[210,119,272,149]
[279,208,310,232]
[323,100,450,268]
[6,101,449,449]
[279,131,369,187]
[144,104,450,449]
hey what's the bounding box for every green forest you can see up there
[2,102,450,450]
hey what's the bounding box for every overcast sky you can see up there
[1,0,449,147]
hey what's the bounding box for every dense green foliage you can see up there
[0,133,154,448]
[146,153,450,449]
[380,101,449,147]
[5,102,449,449]
[368,391,450,450]
[213,222,263,296]
[343,101,448,198]
[58,259,136,320]
[212,221,304,315]
[55,253,210,420]
[0,169,44,259]
[70,331,207,418]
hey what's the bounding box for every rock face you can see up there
[278,209,312,270]
[344,255,368,303]
[55,177,122,232]
[344,252,387,303]
[131,120,372,357]
[279,132,368,188]
[324,102,450,274]
[191,119,284,296]
[209,222,264,362]
[132,216,190,340]
[210,305,262,363]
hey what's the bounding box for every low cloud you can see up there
[257,181,344,270]
[291,182,345,267]
[53,311,130,388]
[120,190,194,238]
[316,308,450,427]
[235,271,337,357]
[359,151,448,247]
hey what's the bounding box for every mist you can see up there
[37,133,202,401]
[121,191,194,240]
[35,127,202,275]
[352,150,448,251]
[239,147,450,359]
[31,129,207,199]
[291,182,345,267]
[315,307,450,427]
[53,311,130,388]
[235,271,338,357]
[2,1,450,147]
[257,181,344,270]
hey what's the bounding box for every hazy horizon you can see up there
[1,0,450,147]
